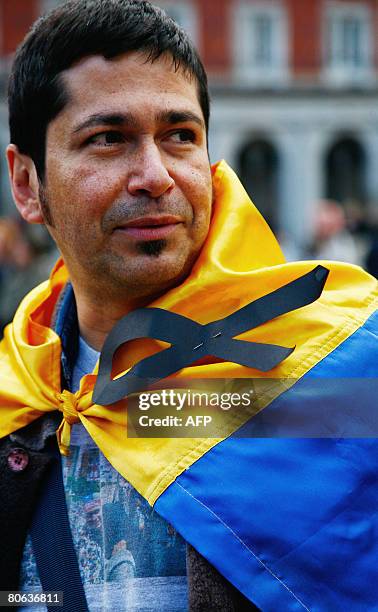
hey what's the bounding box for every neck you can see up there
[72,285,168,351]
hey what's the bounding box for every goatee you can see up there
[136,239,167,257]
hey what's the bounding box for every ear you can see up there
[6,144,44,224]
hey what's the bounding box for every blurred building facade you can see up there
[0,0,378,250]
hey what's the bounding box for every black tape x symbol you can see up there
[93,266,329,405]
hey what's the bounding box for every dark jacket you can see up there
[0,413,258,611]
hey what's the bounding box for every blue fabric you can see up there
[30,439,89,612]
[155,310,378,611]
[54,282,79,390]
[71,336,99,393]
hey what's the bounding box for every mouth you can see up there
[114,215,183,240]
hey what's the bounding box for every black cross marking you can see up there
[93,266,329,405]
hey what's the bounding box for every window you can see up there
[156,2,198,45]
[234,3,289,85]
[325,137,366,204]
[325,3,372,83]
[254,15,274,67]
[40,0,64,12]
[238,138,279,228]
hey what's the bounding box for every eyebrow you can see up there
[156,110,204,129]
[73,113,136,133]
[72,109,205,134]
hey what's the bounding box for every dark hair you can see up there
[8,0,210,180]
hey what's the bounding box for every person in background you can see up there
[310,199,360,264]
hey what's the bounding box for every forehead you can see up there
[57,51,202,126]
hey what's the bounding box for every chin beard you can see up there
[136,239,167,257]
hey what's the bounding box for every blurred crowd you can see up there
[0,217,58,334]
[309,200,378,273]
[280,199,378,277]
[0,198,377,337]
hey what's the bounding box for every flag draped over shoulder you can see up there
[0,161,377,610]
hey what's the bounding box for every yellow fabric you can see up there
[0,160,377,504]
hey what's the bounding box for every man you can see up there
[0,1,377,611]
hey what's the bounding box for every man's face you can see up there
[40,52,212,301]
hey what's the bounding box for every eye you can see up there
[86,131,125,146]
[169,129,196,144]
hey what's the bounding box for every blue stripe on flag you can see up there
[155,310,378,610]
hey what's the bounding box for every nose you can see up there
[127,142,174,199]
